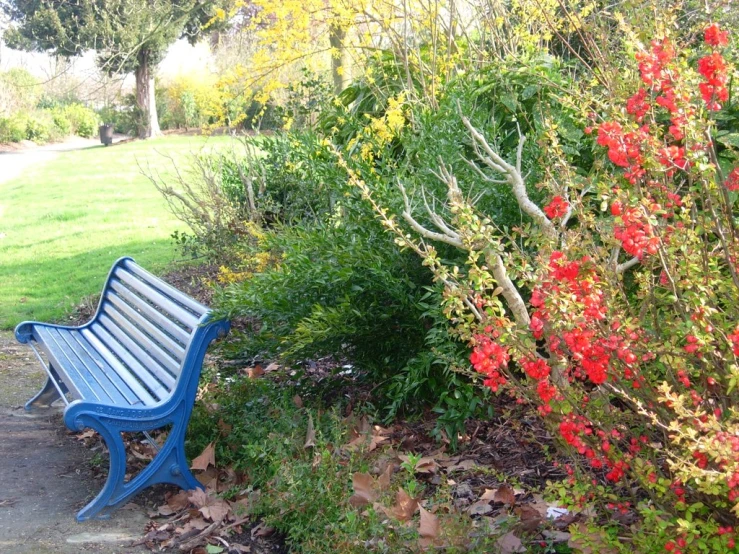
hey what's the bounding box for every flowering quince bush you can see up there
[344,24,739,553]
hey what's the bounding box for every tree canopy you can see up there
[1,0,228,137]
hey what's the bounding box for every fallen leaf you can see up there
[191,443,216,471]
[515,504,543,532]
[494,484,516,506]
[399,455,438,474]
[247,365,264,379]
[217,419,232,434]
[479,488,497,501]
[293,395,303,408]
[348,472,376,507]
[230,544,251,553]
[446,459,478,472]
[264,362,280,372]
[467,500,493,516]
[188,489,210,509]
[390,488,418,522]
[199,499,231,523]
[543,530,571,542]
[418,505,440,547]
[251,522,274,538]
[497,531,526,553]
[304,414,316,449]
[157,504,175,516]
[377,463,395,490]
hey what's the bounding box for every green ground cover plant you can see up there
[0,135,235,328]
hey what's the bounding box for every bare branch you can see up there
[458,109,557,238]
[397,180,464,248]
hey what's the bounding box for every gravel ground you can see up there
[0,330,152,554]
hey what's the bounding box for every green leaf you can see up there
[716,133,739,148]
[206,546,225,554]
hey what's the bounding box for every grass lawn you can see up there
[0,134,237,329]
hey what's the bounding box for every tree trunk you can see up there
[329,24,350,95]
[134,49,161,139]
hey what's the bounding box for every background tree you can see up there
[1,0,229,138]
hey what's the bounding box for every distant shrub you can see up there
[49,107,73,136]
[24,111,59,142]
[62,103,99,138]
[0,115,26,142]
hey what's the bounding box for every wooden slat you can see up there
[57,329,142,406]
[101,303,181,376]
[106,293,186,362]
[97,314,176,390]
[113,270,199,329]
[89,321,173,400]
[108,280,191,345]
[35,327,105,403]
[76,329,157,406]
[123,260,209,316]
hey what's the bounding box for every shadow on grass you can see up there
[0,239,181,330]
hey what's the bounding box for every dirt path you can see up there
[0,136,128,185]
[0,331,151,553]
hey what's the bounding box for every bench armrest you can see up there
[15,320,88,343]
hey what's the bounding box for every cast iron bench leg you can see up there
[25,373,62,411]
[75,416,203,521]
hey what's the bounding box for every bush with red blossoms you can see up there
[356,23,739,553]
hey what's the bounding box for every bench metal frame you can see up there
[15,257,230,521]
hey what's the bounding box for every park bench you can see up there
[14,257,230,522]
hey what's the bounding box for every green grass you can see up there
[0,134,236,329]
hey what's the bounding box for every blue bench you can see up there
[14,257,230,521]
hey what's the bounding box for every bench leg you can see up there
[75,419,202,521]
[25,375,62,411]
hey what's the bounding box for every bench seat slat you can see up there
[35,327,127,405]
[122,260,209,316]
[96,314,177,391]
[108,280,191,345]
[78,329,158,406]
[113,269,199,330]
[60,329,145,406]
[102,302,182,376]
[89,322,172,402]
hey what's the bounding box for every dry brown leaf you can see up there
[157,504,175,516]
[377,463,395,491]
[390,488,418,522]
[497,531,526,553]
[293,395,304,408]
[418,505,440,548]
[349,472,377,507]
[247,365,264,379]
[181,517,210,533]
[479,488,497,501]
[398,455,438,474]
[304,415,316,449]
[166,490,191,512]
[446,459,477,472]
[515,504,543,532]
[230,544,251,553]
[191,442,216,471]
[187,488,210,509]
[264,362,280,372]
[467,500,493,516]
[251,522,274,538]
[494,484,516,506]
[199,499,231,523]
[217,419,232,434]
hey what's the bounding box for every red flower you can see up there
[626,88,650,121]
[705,24,729,48]
[543,195,569,219]
[726,168,739,192]
[698,53,728,85]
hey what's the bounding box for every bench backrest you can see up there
[89,257,213,404]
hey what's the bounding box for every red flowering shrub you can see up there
[354,22,739,553]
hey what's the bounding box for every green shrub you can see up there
[50,107,72,136]
[0,115,27,142]
[63,103,99,138]
[23,111,57,142]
